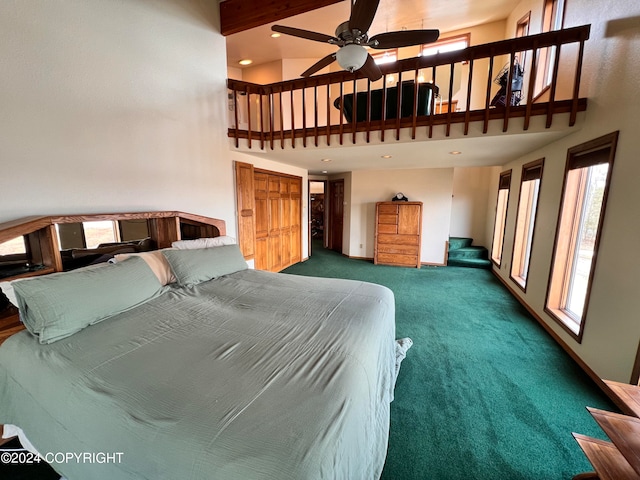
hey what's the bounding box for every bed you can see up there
[0,226,396,479]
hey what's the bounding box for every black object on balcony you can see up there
[334,81,438,122]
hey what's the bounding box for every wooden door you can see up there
[236,163,302,272]
[398,203,421,235]
[267,175,282,272]
[234,162,256,261]
[254,172,269,270]
[280,177,292,268]
[329,179,344,253]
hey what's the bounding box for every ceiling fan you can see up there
[271,0,439,82]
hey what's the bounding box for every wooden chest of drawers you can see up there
[0,308,23,346]
[374,202,422,268]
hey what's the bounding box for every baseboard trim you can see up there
[343,256,445,266]
[491,269,627,412]
[347,255,373,261]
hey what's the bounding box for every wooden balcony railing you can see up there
[227,25,590,150]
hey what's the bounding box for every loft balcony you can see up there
[227,25,590,152]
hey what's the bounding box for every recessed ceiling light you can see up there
[449,151,462,155]
[238,59,253,66]
[381,155,392,159]
[271,33,281,38]
[322,170,328,174]
[321,158,332,163]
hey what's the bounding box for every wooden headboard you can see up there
[0,211,227,344]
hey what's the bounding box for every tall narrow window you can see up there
[546,132,618,341]
[515,11,531,67]
[536,0,565,95]
[510,159,544,290]
[491,170,512,266]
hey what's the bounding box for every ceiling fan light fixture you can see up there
[336,44,368,72]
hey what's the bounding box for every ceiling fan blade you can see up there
[369,29,440,49]
[349,0,380,34]
[360,54,382,82]
[301,53,337,77]
[271,25,338,44]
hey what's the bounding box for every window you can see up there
[545,132,618,341]
[491,170,512,266]
[0,236,27,256]
[515,12,531,67]
[372,49,397,65]
[83,221,119,248]
[421,34,470,57]
[536,0,565,94]
[510,159,544,290]
[56,221,120,249]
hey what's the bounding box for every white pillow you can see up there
[113,249,176,286]
[171,236,236,250]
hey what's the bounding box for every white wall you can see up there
[348,168,454,264]
[450,167,495,245]
[0,0,235,235]
[492,0,640,382]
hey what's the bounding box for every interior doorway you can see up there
[309,180,327,256]
[329,179,344,254]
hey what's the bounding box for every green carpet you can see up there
[283,243,615,480]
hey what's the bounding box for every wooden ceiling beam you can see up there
[220,0,344,36]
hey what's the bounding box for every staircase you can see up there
[447,237,492,269]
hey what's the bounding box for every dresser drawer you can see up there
[377,243,419,255]
[377,214,398,225]
[377,253,419,267]
[377,224,398,234]
[378,204,398,215]
[378,234,420,246]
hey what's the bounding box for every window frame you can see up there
[491,170,512,267]
[544,131,618,342]
[510,158,544,291]
[534,0,566,98]
[372,49,398,66]
[515,11,531,68]
[421,33,470,60]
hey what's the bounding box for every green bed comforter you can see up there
[0,269,395,480]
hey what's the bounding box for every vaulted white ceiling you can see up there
[226,0,523,68]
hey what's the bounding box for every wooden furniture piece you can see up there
[335,81,438,123]
[434,99,459,113]
[0,307,21,346]
[572,380,640,479]
[374,201,422,268]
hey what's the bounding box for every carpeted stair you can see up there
[447,236,492,269]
